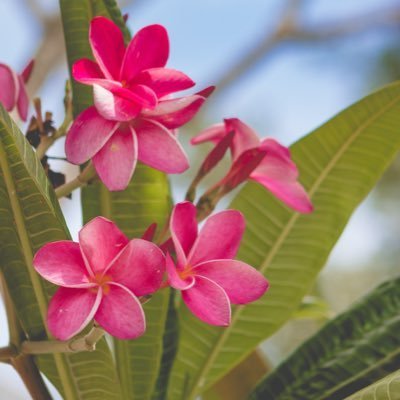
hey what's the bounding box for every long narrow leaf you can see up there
[345,369,400,400]
[152,291,180,400]
[0,104,122,399]
[168,82,400,399]
[59,1,174,398]
[250,277,400,399]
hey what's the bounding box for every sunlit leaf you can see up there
[59,1,174,398]
[0,104,122,399]
[168,82,400,399]
[344,369,400,400]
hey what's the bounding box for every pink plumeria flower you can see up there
[66,17,211,190]
[73,16,198,120]
[33,217,165,340]
[166,202,269,326]
[0,59,33,121]
[192,118,313,213]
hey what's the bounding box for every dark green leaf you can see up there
[152,291,180,400]
[0,104,122,399]
[344,369,400,400]
[250,277,400,399]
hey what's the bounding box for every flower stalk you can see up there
[35,81,73,160]
[55,162,98,198]
[0,272,52,399]
[20,326,105,355]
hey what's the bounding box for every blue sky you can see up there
[0,0,399,397]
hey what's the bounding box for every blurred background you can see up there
[1,0,400,397]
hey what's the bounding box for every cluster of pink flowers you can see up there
[34,203,268,339]
[4,16,313,341]
[65,17,212,190]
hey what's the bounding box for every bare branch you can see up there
[26,15,66,97]
[212,5,400,97]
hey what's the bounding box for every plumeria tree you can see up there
[1,1,400,399]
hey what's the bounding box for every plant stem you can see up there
[0,273,52,399]
[11,355,53,400]
[21,326,106,355]
[36,82,73,160]
[55,162,97,198]
[0,346,17,360]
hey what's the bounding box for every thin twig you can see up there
[211,2,400,97]
[0,346,17,360]
[36,81,73,160]
[55,162,98,198]
[21,326,106,355]
[0,272,52,399]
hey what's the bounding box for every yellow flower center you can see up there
[90,273,112,295]
[178,265,194,281]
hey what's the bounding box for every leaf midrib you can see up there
[345,370,400,400]
[321,344,400,399]
[184,90,400,400]
[271,314,400,399]
[0,126,76,400]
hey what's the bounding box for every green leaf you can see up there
[293,296,331,320]
[59,1,173,398]
[0,104,122,399]
[345,369,400,400]
[103,0,130,42]
[168,82,400,399]
[152,291,180,400]
[250,277,400,399]
[83,165,172,400]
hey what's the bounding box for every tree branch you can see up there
[212,3,400,97]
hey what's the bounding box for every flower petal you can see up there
[251,139,313,213]
[194,260,269,304]
[107,239,165,296]
[33,241,93,286]
[217,147,267,194]
[21,59,34,83]
[133,68,195,98]
[141,223,157,242]
[47,287,102,340]
[251,175,313,213]
[141,95,205,129]
[72,58,105,84]
[65,106,118,164]
[224,118,260,160]
[92,125,138,191]
[189,210,245,266]
[118,84,157,109]
[0,63,17,111]
[165,253,194,290]
[259,137,291,159]
[93,84,142,121]
[169,201,197,268]
[121,24,169,82]
[182,276,231,326]
[195,86,215,98]
[74,66,154,109]
[16,76,29,121]
[135,118,189,173]
[79,216,129,274]
[191,123,226,145]
[94,283,145,339]
[89,16,125,80]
